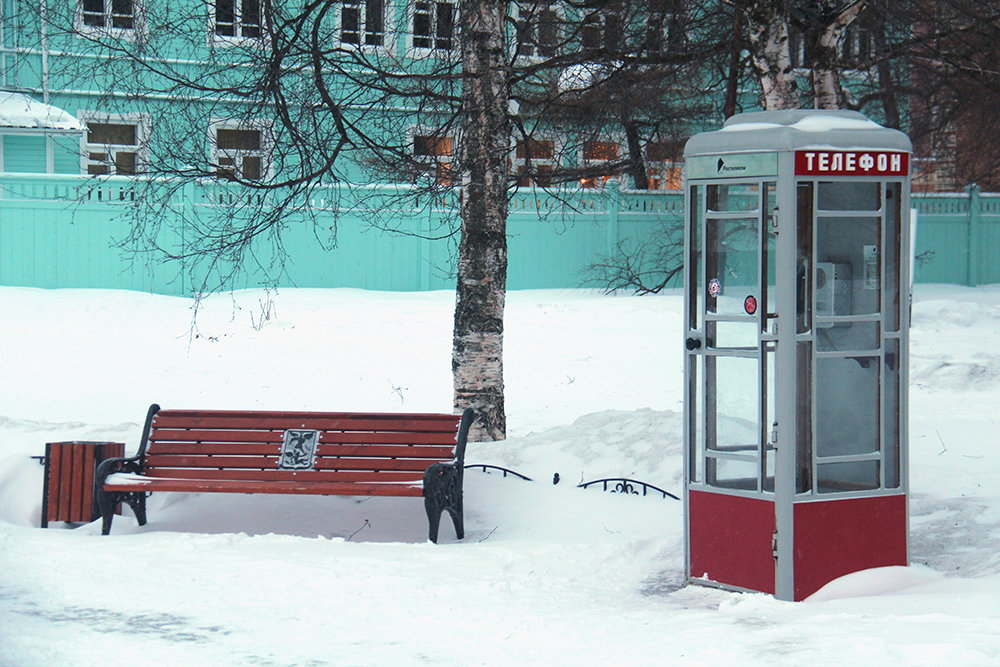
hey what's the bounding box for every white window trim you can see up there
[74,0,146,42]
[407,0,458,56]
[512,2,561,61]
[208,0,266,48]
[78,111,151,177]
[208,118,274,181]
[335,0,396,52]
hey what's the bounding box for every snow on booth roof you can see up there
[684,109,912,157]
[0,91,82,135]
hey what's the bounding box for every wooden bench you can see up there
[95,404,474,542]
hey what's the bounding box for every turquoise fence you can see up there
[0,173,995,294]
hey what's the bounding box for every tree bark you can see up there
[454,0,510,442]
[811,1,866,109]
[746,1,798,110]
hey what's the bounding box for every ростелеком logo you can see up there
[717,158,747,174]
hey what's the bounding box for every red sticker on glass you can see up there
[744,295,758,315]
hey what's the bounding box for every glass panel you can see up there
[710,320,758,350]
[797,183,813,334]
[816,216,881,316]
[706,355,758,453]
[365,0,385,45]
[413,2,431,47]
[688,185,702,331]
[88,123,137,146]
[341,1,361,43]
[706,217,758,316]
[764,182,777,321]
[818,461,879,493]
[885,183,902,332]
[815,356,880,457]
[435,2,454,49]
[815,320,879,352]
[795,341,813,493]
[689,354,704,484]
[707,456,758,490]
[884,338,901,488]
[763,347,776,492]
[215,0,236,36]
[115,152,136,174]
[706,183,760,212]
[217,129,261,150]
[817,181,881,211]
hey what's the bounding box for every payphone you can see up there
[683,110,911,601]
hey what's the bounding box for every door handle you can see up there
[685,337,702,350]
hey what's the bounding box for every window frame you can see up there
[209,119,273,182]
[337,0,394,50]
[409,126,456,185]
[209,0,265,47]
[409,0,457,54]
[512,134,558,187]
[78,112,150,177]
[644,139,684,191]
[513,2,561,60]
[75,0,145,41]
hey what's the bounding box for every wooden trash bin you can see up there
[42,442,125,527]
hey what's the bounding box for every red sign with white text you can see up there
[795,150,909,177]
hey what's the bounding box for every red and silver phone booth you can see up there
[682,110,911,601]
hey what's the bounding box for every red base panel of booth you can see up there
[793,494,908,600]
[688,490,776,595]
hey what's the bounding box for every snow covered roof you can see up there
[685,109,912,156]
[0,91,83,135]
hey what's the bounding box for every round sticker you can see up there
[744,295,758,315]
[708,278,722,297]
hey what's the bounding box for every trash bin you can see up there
[42,441,125,527]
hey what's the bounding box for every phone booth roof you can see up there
[685,109,912,158]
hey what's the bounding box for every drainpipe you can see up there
[40,0,54,173]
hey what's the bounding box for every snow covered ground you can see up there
[1,284,999,666]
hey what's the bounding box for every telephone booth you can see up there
[682,110,911,601]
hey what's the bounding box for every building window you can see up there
[581,139,618,188]
[644,1,683,56]
[581,10,621,53]
[645,140,683,190]
[513,137,555,186]
[212,125,268,180]
[212,0,262,41]
[340,0,387,47]
[515,3,559,59]
[81,116,148,176]
[413,1,455,51]
[412,132,453,184]
[77,0,141,37]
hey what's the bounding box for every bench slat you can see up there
[152,413,461,433]
[103,476,425,497]
[143,455,445,472]
[119,468,425,483]
[145,442,457,459]
[148,430,458,446]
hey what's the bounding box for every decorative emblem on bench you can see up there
[279,430,319,470]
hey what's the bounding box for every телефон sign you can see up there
[795,150,909,177]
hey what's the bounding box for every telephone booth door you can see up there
[684,179,780,596]
[683,110,911,602]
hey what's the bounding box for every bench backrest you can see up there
[138,406,464,485]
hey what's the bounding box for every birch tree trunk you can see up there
[812,1,866,109]
[746,1,798,110]
[454,0,510,441]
